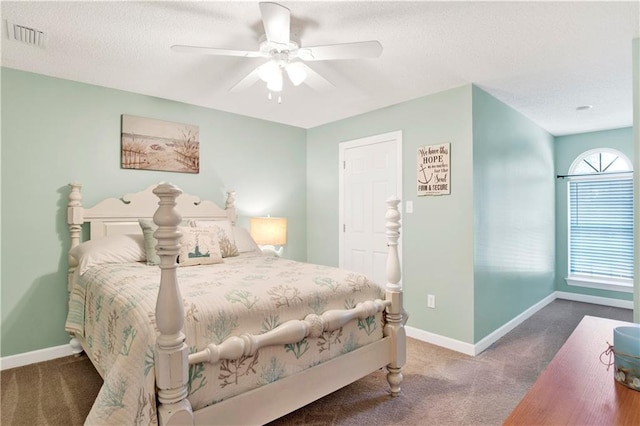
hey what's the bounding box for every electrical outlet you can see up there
[427,294,436,309]
[406,201,413,214]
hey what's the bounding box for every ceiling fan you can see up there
[171,2,383,100]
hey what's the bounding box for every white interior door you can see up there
[339,131,402,286]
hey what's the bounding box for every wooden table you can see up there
[504,315,640,425]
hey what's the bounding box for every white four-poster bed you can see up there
[66,182,405,425]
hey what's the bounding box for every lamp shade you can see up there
[285,62,307,86]
[258,60,280,82]
[250,217,287,246]
[266,70,283,92]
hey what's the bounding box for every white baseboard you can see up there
[555,291,634,309]
[405,326,476,356]
[473,292,556,355]
[407,292,558,356]
[405,292,592,356]
[0,344,74,371]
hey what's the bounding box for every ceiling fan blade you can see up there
[298,41,383,61]
[171,45,263,58]
[296,63,335,91]
[229,66,263,92]
[259,2,290,46]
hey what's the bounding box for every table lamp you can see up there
[250,216,287,257]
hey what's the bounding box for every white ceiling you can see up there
[2,1,639,135]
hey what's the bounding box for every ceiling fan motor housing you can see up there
[260,39,300,60]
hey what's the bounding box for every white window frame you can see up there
[565,148,634,293]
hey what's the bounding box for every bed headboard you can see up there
[68,183,235,238]
[66,183,236,287]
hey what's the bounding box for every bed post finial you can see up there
[226,190,237,225]
[385,197,401,292]
[383,196,405,397]
[152,183,194,425]
[226,190,235,209]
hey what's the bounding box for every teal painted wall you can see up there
[472,86,556,342]
[307,85,476,344]
[4,63,635,358]
[554,127,634,302]
[1,68,307,357]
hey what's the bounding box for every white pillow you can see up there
[178,226,224,266]
[190,220,239,257]
[233,226,261,253]
[70,234,146,275]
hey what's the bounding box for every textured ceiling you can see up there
[2,1,639,135]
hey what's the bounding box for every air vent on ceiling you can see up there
[6,20,46,47]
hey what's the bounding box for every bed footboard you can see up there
[151,183,404,425]
[189,299,391,365]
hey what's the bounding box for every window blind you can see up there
[569,178,634,279]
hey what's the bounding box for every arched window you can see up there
[569,149,632,175]
[566,148,634,292]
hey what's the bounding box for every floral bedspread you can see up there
[66,254,385,425]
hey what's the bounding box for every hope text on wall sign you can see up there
[417,142,451,196]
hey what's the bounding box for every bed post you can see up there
[384,197,405,396]
[67,183,84,355]
[152,183,194,426]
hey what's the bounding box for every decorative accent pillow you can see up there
[233,226,261,253]
[70,234,146,275]
[177,226,224,266]
[190,220,239,258]
[138,218,160,265]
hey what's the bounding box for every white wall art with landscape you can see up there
[121,114,200,173]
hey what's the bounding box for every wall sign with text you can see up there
[417,143,450,196]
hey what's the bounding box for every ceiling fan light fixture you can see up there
[266,70,283,92]
[258,60,280,83]
[285,62,307,86]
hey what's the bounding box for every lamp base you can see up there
[259,245,283,257]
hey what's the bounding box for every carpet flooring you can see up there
[1,300,633,425]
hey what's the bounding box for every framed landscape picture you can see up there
[121,114,200,173]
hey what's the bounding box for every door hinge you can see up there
[343,161,346,169]
[343,224,346,232]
